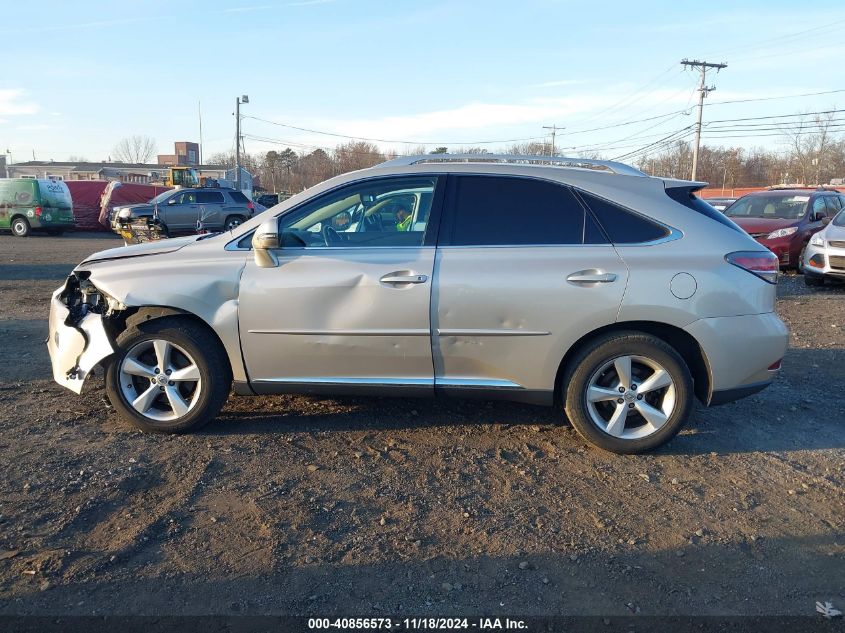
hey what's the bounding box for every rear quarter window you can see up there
[228,191,249,204]
[578,191,670,244]
[666,187,744,233]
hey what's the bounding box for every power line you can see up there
[243,115,546,146]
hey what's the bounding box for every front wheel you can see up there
[563,332,694,453]
[104,317,232,433]
[11,217,30,237]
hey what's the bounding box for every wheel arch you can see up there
[554,320,712,406]
[109,306,235,378]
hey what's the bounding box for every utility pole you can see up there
[681,59,727,181]
[542,124,564,156]
[198,101,204,166]
[235,95,249,189]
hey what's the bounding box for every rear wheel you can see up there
[563,332,694,454]
[11,217,30,237]
[224,215,245,231]
[104,317,231,433]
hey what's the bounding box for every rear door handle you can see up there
[380,272,428,285]
[566,270,618,284]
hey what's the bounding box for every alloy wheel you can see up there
[118,339,202,422]
[585,354,677,440]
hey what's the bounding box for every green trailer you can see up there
[0,178,76,236]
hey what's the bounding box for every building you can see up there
[4,161,229,185]
[157,141,200,166]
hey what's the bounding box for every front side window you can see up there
[812,197,827,217]
[449,176,592,246]
[278,177,437,248]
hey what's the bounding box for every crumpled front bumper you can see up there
[47,282,115,394]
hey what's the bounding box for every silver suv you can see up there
[111,187,254,234]
[48,155,788,453]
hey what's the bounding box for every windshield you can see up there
[149,190,173,205]
[725,193,809,220]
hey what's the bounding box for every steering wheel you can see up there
[322,224,341,246]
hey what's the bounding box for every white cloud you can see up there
[0,89,38,117]
[285,88,697,144]
[529,79,593,89]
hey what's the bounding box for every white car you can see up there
[803,207,845,286]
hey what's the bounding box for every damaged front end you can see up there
[47,272,126,393]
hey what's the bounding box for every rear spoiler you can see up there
[663,178,708,193]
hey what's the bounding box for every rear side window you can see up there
[666,187,744,234]
[228,191,249,203]
[579,191,670,244]
[197,191,224,204]
[450,176,594,246]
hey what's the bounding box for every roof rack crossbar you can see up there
[377,154,647,177]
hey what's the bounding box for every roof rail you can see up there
[377,154,647,177]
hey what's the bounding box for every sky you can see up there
[1,0,844,165]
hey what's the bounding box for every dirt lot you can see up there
[0,232,843,618]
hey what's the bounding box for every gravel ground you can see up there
[0,232,843,618]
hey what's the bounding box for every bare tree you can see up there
[113,135,157,164]
[781,111,837,185]
[67,155,88,163]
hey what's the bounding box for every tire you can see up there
[104,317,232,433]
[804,274,824,287]
[224,215,246,231]
[11,217,30,237]
[797,246,806,273]
[562,332,694,454]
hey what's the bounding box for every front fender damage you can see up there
[47,274,120,393]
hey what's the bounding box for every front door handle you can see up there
[566,270,618,284]
[380,272,428,285]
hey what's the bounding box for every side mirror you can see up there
[252,219,280,268]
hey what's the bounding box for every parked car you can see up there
[725,189,842,269]
[0,178,75,237]
[703,197,737,212]
[110,187,254,235]
[47,154,788,454]
[802,205,845,286]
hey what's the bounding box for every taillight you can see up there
[247,201,255,210]
[34,206,42,217]
[726,251,779,284]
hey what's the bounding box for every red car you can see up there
[725,189,842,268]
